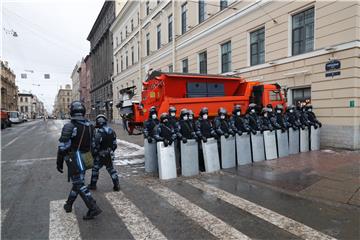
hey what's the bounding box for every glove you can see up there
[56,165,63,173]
[314,125,318,130]
[224,133,229,138]
[318,122,322,128]
[163,139,169,147]
[238,131,243,136]
[168,140,173,146]
[281,128,286,133]
[182,137,188,144]
[148,138,153,143]
[301,125,306,130]
[202,136,207,143]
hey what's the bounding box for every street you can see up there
[1,120,359,240]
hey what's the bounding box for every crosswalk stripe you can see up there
[186,179,336,240]
[105,191,167,240]
[49,200,81,240]
[148,184,252,240]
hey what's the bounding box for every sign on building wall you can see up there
[325,59,341,78]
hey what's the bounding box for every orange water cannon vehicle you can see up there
[117,71,286,135]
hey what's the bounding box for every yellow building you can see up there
[111,0,359,149]
[1,60,18,111]
[53,84,72,119]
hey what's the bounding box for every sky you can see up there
[1,0,105,113]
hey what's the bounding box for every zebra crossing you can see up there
[49,178,337,240]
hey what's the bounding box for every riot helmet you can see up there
[70,101,86,118]
[275,104,284,114]
[149,106,157,119]
[305,105,313,112]
[169,106,177,117]
[199,107,209,120]
[286,104,295,113]
[248,103,257,114]
[188,110,194,120]
[218,108,227,119]
[95,114,107,127]
[233,105,241,116]
[160,112,169,123]
[180,108,189,120]
[266,104,273,112]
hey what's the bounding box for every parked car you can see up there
[1,110,11,129]
[8,111,24,124]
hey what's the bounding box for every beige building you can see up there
[1,60,18,111]
[111,0,359,149]
[53,84,72,119]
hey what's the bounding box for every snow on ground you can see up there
[114,139,144,166]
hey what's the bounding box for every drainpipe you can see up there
[138,1,143,97]
[172,0,176,71]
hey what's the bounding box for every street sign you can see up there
[325,71,340,77]
[325,59,341,71]
[350,100,355,108]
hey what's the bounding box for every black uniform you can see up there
[56,101,101,220]
[195,118,218,142]
[246,104,262,134]
[284,105,303,130]
[154,113,177,147]
[178,109,198,143]
[274,105,289,132]
[230,105,252,135]
[305,105,322,129]
[143,107,160,143]
[213,108,235,138]
[89,115,119,191]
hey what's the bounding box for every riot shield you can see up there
[310,126,320,151]
[144,140,158,173]
[263,130,277,160]
[289,128,300,154]
[220,135,236,169]
[174,140,181,170]
[276,129,289,158]
[300,127,310,152]
[180,139,199,177]
[251,131,265,162]
[157,142,177,180]
[236,134,252,165]
[201,138,220,173]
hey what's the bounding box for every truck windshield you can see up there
[269,91,282,101]
[9,112,18,118]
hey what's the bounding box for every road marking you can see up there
[1,209,9,223]
[106,191,167,240]
[148,184,251,240]
[1,156,56,164]
[49,200,81,240]
[186,179,336,240]
[1,137,19,149]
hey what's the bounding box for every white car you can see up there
[8,111,24,123]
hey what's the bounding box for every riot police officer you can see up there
[154,113,177,147]
[246,103,262,134]
[260,108,274,131]
[188,109,195,128]
[168,106,182,140]
[284,105,303,130]
[305,105,322,129]
[274,105,289,132]
[88,114,120,192]
[195,107,218,142]
[214,108,235,138]
[143,106,159,143]
[56,101,101,220]
[230,105,252,135]
[178,109,198,143]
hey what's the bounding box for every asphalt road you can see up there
[1,120,359,240]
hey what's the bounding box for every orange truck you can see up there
[1,110,11,129]
[118,72,286,134]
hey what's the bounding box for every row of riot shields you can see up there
[144,126,320,180]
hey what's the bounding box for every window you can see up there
[292,7,314,55]
[157,0,160,4]
[125,26,128,37]
[182,58,188,73]
[168,64,173,72]
[131,46,134,65]
[157,24,161,49]
[181,3,187,34]
[269,91,282,101]
[146,1,150,15]
[20,106,24,112]
[292,87,311,106]
[131,19,134,32]
[199,51,207,74]
[67,92,69,96]
[221,41,231,73]
[25,106,28,112]
[121,55,123,71]
[146,33,150,56]
[116,58,119,73]
[250,27,265,66]
[120,32,123,42]
[116,37,118,46]
[220,0,228,10]
[168,15,173,42]
[25,97,28,102]
[199,0,205,23]
[20,97,23,102]
[126,51,128,68]
[67,98,70,102]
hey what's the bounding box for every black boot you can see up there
[79,186,102,220]
[63,202,73,213]
[64,189,77,213]
[83,205,102,220]
[113,184,120,192]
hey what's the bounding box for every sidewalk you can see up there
[224,149,360,207]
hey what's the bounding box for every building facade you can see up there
[71,62,81,102]
[53,84,72,119]
[1,60,18,111]
[111,0,359,150]
[18,93,45,118]
[78,55,92,118]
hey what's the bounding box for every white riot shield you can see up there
[220,135,236,169]
[144,140,157,173]
[251,131,265,162]
[289,128,300,154]
[157,142,177,180]
[236,134,252,165]
[310,126,320,151]
[276,129,289,158]
[263,130,277,160]
[201,138,220,173]
[180,139,199,177]
[300,127,310,152]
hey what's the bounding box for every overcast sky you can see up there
[1,0,105,112]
